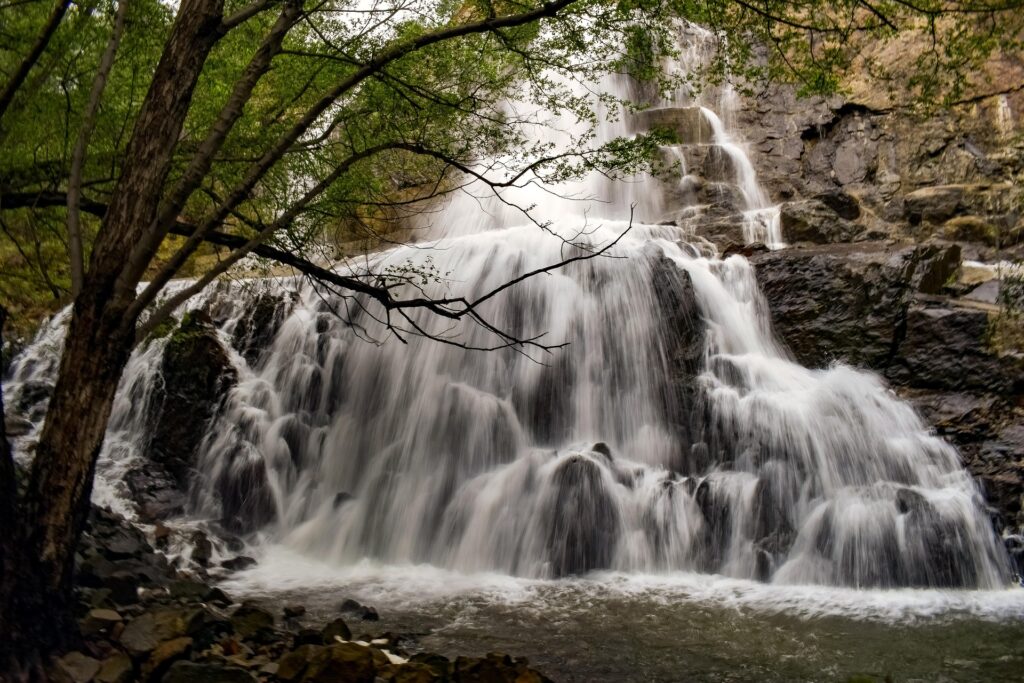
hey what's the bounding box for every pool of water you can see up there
[223,547,1024,682]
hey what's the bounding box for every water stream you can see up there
[4,25,1022,682]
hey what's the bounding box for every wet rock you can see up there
[337,599,378,621]
[905,185,965,224]
[283,604,306,619]
[452,653,554,683]
[189,531,212,568]
[896,488,928,514]
[780,199,860,243]
[161,661,254,683]
[167,579,211,602]
[322,618,352,642]
[125,468,186,522]
[943,215,999,245]
[204,587,233,607]
[4,414,33,436]
[221,556,257,572]
[94,653,133,683]
[751,243,918,369]
[215,446,276,534]
[143,637,193,681]
[544,454,619,576]
[79,608,123,638]
[119,606,230,658]
[12,380,51,414]
[56,651,101,683]
[230,603,275,640]
[695,479,732,571]
[276,644,324,681]
[276,643,377,683]
[228,291,292,367]
[887,304,1024,394]
[295,629,325,647]
[143,310,237,518]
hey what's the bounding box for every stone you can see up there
[143,637,193,681]
[905,185,965,224]
[138,311,238,523]
[80,608,123,638]
[302,643,377,683]
[544,454,619,576]
[295,629,325,647]
[911,242,961,295]
[56,652,101,683]
[231,603,275,640]
[780,199,860,244]
[221,556,257,572]
[119,607,230,658]
[4,414,33,436]
[814,189,862,220]
[321,617,351,642]
[943,215,999,245]
[190,531,212,567]
[388,662,442,683]
[276,645,324,681]
[887,305,1024,394]
[94,654,133,683]
[283,604,306,619]
[204,587,233,607]
[962,278,1001,304]
[160,661,254,683]
[452,653,553,683]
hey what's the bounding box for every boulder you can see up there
[94,654,133,683]
[943,215,999,245]
[142,637,193,681]
[322,618,351,643]
[544,454,619,576]
[780,199,860,243]
[231,603,275,640]
[79,608,123,638]
[886,304,1024,394]
[905,185,965,224]
[221,556,257,572]
[751,243,919,369]
[119,607,230,659]
[141,310,237,519]
[452,653,554,683]
[55,652,101,683]
[276,643,377,683]
[161,661,254,683]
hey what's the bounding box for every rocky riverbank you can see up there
[52,506,553,683]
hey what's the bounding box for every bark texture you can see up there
[2,0,226,664]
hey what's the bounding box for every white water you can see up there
[2,29,1015,614]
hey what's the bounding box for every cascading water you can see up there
[3,29,1012,593]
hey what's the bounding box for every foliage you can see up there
[0,0,1021,339]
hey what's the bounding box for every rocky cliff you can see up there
[664,64,1024,571]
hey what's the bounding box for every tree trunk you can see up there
[0,0,226,667]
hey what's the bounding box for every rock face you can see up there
[750,242,1024,560]
[128,311,237,522]
[710,64,1024,563]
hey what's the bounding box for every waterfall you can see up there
[3,30,1011,592]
